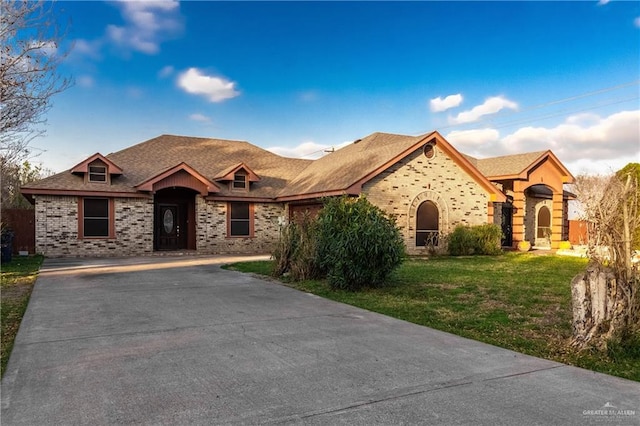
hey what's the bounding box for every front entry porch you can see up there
[154,188,196,251]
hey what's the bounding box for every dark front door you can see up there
[156,204,186,250]
[501,203,513,247]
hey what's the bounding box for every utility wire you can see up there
[300,80,640,158]
[419,80,640,135]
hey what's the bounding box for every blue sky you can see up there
[36,1,640,175]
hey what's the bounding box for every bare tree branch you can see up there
[571,168,639,349]
[0,0,72,164]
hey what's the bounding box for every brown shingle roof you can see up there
[277,132,431,198]
[472,151,548,178]
[22,135,312,199]
[23,132,548,202]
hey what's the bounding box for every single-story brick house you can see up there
[21,131,574,257]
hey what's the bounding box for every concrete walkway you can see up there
[2,256,638,425]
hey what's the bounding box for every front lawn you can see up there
[226,252,639,382]
[1,255,43,377]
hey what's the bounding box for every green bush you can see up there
[607,328,640,361]
[447,226,476,255]
[272,212,321,280]
[316,196,405,290]
[448,224,502,256]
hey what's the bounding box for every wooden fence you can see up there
[568,220,588,245]
[1,209,35,254]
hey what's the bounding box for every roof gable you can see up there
[70,153,123,175]
[277,131,506,202]
[214,162,261,182]
[476,150,574,183]
[135,162,220,195]
[421,132,506,202]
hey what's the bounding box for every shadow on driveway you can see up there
[2,256,638,425]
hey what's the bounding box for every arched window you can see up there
[537,206,551,239]
[416,201,439,246]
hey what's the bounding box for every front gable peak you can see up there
[70,153,123,184]
[71,153,123,175]
[214,162,261,183]
[135,162,220,195]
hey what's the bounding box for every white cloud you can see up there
[158,65,174,78]
[126,87,144,99]
[446,128,500,147]
[28,40,58,57]
[77,75,95,88]
[189,113,211,123]
[430,94,463,112]
[267,141,328,159]
[500,110,640,161]
[177,68,240,103]
[107,0,182,55]
[597,0,610,5]
[298,90,319,103]
[442,110,639,175]
[450,96,518,124]
[71,39,103,60]
[635,16,640,28]
[267,140,351,159]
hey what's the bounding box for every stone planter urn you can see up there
[517,241,531,252]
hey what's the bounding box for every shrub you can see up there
[448,224,502,256]
[272,212,321,280]
[447,226,476,256]
[272,220,298,277]
[316,196,405,290]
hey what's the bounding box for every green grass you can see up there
[226,252,640,382]
[1,255,43,377]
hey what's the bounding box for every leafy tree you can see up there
[316,196,405,290]
[616,163,640,250]
[0,160,50,209]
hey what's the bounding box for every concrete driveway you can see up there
[2,256,638,425]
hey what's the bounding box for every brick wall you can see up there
[196,197,284,254]
[36,195,285,257]
[34,195,154,257]
[363,147,490,255]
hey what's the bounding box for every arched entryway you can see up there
[416,200,439,247]
[536,205,551,247]
[154,188,197,251]
[523,184,555,247]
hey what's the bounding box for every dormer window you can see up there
[233,173,247,190]
[214,163,260,191]
[71,153,123,185]
[89,165,107,183]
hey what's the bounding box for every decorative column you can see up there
[551,190,564,249]
[511,181,526,247]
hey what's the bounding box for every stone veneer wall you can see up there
[363,147,490,255]
[196,196,284,254]
[34,195,154,257]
